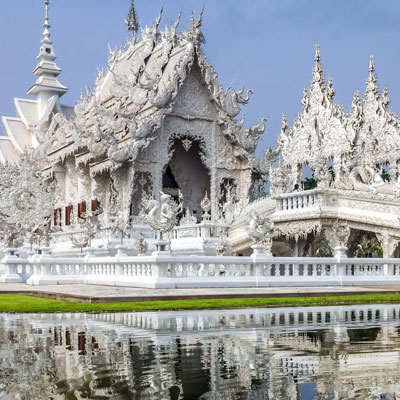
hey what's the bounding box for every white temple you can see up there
[1,0,400,270]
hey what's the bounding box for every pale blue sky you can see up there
[0,0,399,150]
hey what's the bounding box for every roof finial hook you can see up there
[196,5,205,28]
[155,5,164,29]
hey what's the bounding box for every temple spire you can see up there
[311,43,324,85]
[27,0,67,116]
[369,54,375,76]
[314,43,321,64]
[365,53,378,96]
[126,0,139,33]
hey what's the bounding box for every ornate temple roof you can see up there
[272,44,400,195]
[40,6,265,174]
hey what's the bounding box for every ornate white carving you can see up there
[135,232,148,255]
[247,210,273,245]
[0,155,53,248]
[275,46,400,198]
[141,191,183,237]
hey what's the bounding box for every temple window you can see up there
[91,199,100,212]
[78,201,86,218]
[65,205,73,226]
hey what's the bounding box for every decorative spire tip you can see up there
[314,43,321,63]
[126,0,139,33]
[369,54,375,74]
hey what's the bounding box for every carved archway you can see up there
[163,137,210,219]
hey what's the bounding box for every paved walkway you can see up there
[0,283,399,303]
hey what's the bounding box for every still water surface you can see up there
[1,304,400,399]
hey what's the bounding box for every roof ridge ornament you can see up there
[126,0,139,33]
[365,53,379,97]
[311,43,324,87]
[315,43,321,63]
[155,6,164,30]
[369,54,375,75]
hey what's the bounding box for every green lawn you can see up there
[1,293,400,313]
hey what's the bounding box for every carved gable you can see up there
[172,68,217,119]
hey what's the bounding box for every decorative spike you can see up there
[190,11,195,30]
[126,0,139,33]
[172,10,182,34]
[369,54,375,75]
[155,6,164,29]
[196,5,205,28]
[314,43,320,63]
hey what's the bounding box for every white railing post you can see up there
[0,248,24,283]
[334,245,347,278]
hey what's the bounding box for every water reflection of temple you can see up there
[1,305,400,399]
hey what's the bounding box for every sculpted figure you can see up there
[142,191,183,239]
[370,170,386,194]
[113,212,130,244]
[247,210,273,245]
[348,158,375,191]
[135,233,148,255]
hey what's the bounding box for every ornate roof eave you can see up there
[43,10,262,168]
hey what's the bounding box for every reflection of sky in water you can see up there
[0,304,400,399]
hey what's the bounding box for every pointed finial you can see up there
[172,11,182,36]
[126,0,139,33]
[197,5,205,28]
[44,0,49,23]
[314,43,321,63]
[155,6,164,29]
[369,54,375,74]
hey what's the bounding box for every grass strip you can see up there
[1,293,400,313]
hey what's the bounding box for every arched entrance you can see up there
[163,139,210,220]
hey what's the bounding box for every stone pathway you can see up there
[0,283,399,303]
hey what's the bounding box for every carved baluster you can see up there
[311,264,317,276]
[284,264,290,276]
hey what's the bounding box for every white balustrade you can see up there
[0,250,394,288]
[277,190,318,212]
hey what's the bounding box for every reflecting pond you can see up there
[1,304,400,399]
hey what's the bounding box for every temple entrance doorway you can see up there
[163,139,210,221]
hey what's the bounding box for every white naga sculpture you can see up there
[141,191,183,240]
[247,210,274,255]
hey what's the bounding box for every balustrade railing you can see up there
[0,251,396,288]
[276,190,319,212]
